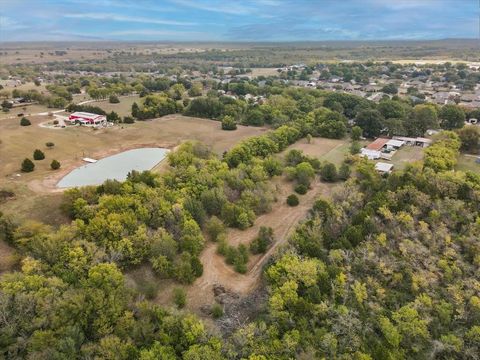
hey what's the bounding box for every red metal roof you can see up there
[366,138,389,151]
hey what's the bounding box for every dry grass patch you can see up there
[0,114,266,225]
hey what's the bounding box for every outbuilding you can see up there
[375,162,394,174]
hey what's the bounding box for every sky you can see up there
[0,0,478,42]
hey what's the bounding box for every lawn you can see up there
[90,95,143,117]
[0,104,60,119]
[456,154,480,173]
[389,145,425,170]
[285,137,350,164]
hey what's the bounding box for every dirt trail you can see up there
[182,177,336,312]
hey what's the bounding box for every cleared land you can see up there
[0,114,266,225]
[388,145,425,170]
[88,95,142,117]
[456,154,480,173]
[285,136,354,165]
[249,68,280,77]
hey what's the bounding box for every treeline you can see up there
[125,78,476,145]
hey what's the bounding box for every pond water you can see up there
[57,147,169,188]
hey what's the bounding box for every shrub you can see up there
[109,94,120,103]
[205,216,225,242]
[250,226,274,254]
[287,194,299,207]
[33,149,45,160]
[50,159,61,170]
[173,288,186,309]
[20,117,31,126]
[350,141,362,155]
[221,115,237,130]
[21,158,34,172]
[294,184,308,195]
[53,120,59,125]
[211,303,224,319]
[123,116,135,124]
[46,142,55,149]
[338,163,351,180]
[320,162,337,182]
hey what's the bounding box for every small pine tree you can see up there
[50,159,61,170]
[21,158,35,172]
[33,149,45,160]
[20,117,31,126]
[287,194,299,207]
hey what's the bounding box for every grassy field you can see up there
[456,154,480,173]
[0,114,266,225]
[388,145,425,170]
[285,137,350,163]
[0,104,59,119]
[90,95,142,117]
[250,68,280,77]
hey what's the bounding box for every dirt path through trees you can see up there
[181,177,337,313]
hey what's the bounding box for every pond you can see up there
[57,147,169,188]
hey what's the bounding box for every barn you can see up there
[67,112,106,126]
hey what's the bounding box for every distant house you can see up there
[375,162,394,174]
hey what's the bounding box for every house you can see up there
[360,148,381,160]
[67,112,107,126]
[375,162,394,174]
[393,136,432,147]
[366,138,390,151]
[385,139,405,150]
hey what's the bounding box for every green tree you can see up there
[295,162,315,187]
[109,94,120,103]
[320,162,337,182]
[457,126,480,152]
[351,126,362,141]
[439,104,466,130]
[221,115,237,130]
[355,109,384,138]
[50,159,61,170]
[173,287,186,309]
[381,83,398,94]
[20,117,31,126]
[287,194,299,206]
[33,149,45,160]
[21,158,35,172]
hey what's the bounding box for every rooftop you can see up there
[366,138,389,151]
